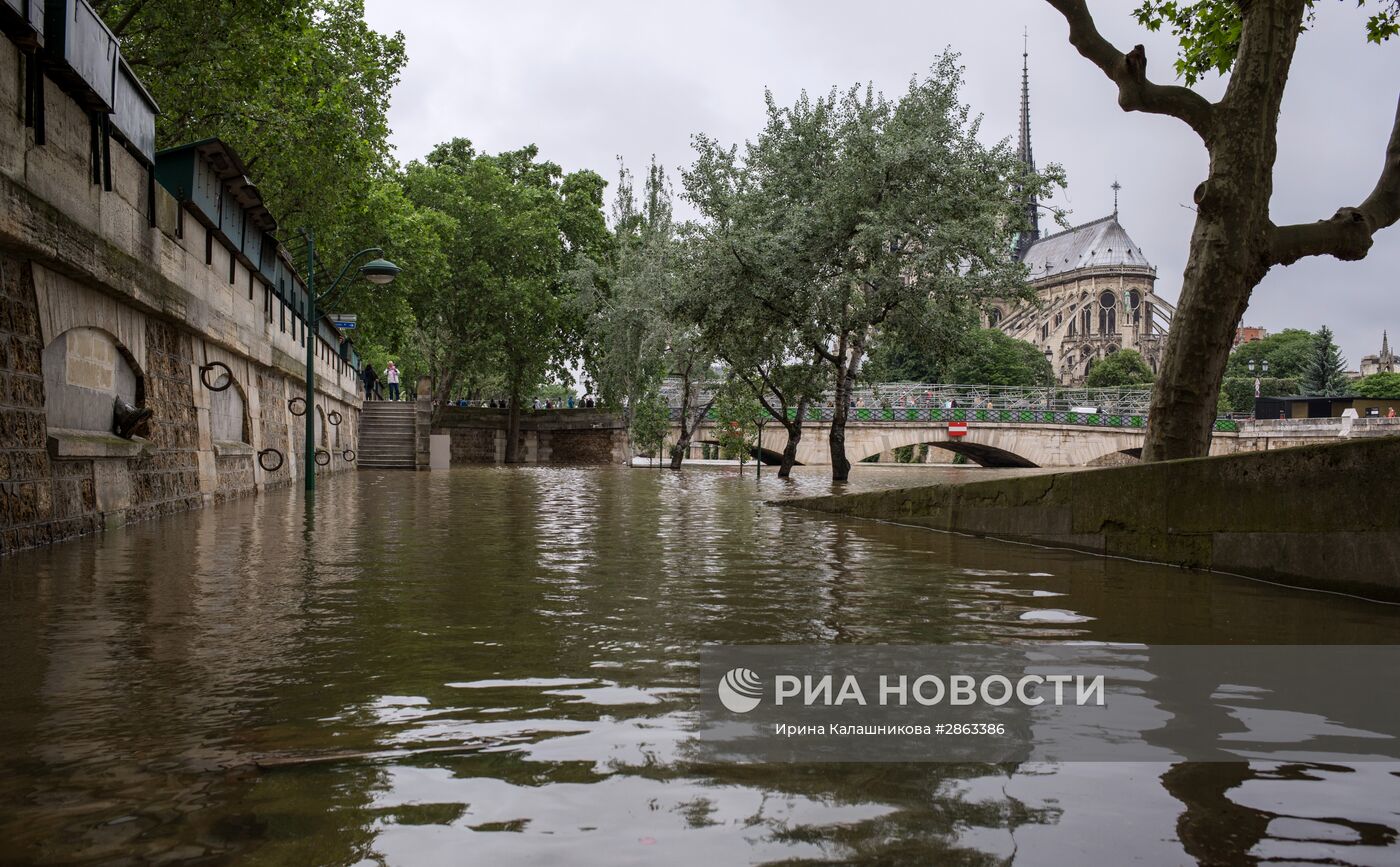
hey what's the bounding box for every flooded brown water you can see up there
[2,464,1398,865]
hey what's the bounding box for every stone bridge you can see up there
[674,414,1400,468]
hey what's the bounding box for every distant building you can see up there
[1233,326,1269,347]
[1359,331,1396,376]
[990,46,1175,386]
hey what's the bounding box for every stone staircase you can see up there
[357,402,418,469]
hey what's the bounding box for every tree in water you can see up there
[685,53,1051,481]
[712,383,767,475]
[1301,326,1349,396]
[1046,0,1400,460]
[402,139,610,461]
[628,391,671,467]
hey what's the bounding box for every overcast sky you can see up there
[362,0,1398,366]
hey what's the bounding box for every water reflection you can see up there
[1,465,1397,864]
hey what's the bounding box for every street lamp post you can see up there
[302,230,401,494]
[1247,358,1270,401]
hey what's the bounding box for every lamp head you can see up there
[360,258,401,285]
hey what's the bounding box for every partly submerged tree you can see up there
[679,213,830,477]
[685,53,1051,481]
[1300,325,1350,395]
[629,390,672,467]
[581,160,678,437]
[711,382,767,474]
[402,139,609,460]
[1045,0,1399,460]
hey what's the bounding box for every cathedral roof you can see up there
[1018,215,1153,281]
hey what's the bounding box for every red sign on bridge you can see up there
[947,421,968,437]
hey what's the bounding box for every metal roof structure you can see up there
[155,137,278,233]
[1019,214,1154,282]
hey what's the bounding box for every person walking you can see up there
[385,361,400,401]
[361,363,379,401]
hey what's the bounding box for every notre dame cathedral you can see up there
[988,47,1176,387]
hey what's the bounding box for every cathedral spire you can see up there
[1015,32,1041,260]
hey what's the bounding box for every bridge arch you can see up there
[924,441,1038,468]
[847,429,1040,469]
[695,438,792,466]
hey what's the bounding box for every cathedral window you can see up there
[1098,291,1117,335]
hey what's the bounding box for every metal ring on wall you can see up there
[199,361,233,392]
[288,396,307,416]
[257,448,284,472]
[314,449,331,467]
[328,410,343,426]
[342,448,356,462]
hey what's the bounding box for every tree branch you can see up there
[1270,93,1400,266]
[110,0,157,37]
[1045,0,1216,140]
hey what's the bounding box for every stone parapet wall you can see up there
[781,436,1400,601]
[0,36,359,554]
[431,407,628,465]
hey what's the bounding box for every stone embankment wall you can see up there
[781,436,1400,601]
[1220,417,1400,453]
[432,408,629,464]
[0,35,359,554]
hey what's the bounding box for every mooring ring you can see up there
[288,396,306,416]
[314,449,331,466]
[328,410,342,426]
[199,361,233,392]
[342,448,356,462]
[257,448,284,472]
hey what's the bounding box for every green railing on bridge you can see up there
[680,405,1241,433]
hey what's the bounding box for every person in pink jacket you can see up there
[385,361,401,401]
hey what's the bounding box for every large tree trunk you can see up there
[1122,1,1303,462]
[1049,0,1399,460]
[777,395,808,478]
[828,336,853,481]
[668,435,689,469]
[828,332,868,482]
[670,401,713,470]
[669,384,691,470]
[1143,213,1267,461]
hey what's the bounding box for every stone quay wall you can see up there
[780,436,1400,601]
[432,408,629,465]
[0,35,360,554]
